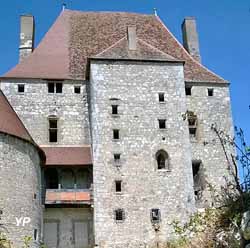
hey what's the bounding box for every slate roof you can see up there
[41,146,92,166]
[0,90,33,142]
[3,10,226,83]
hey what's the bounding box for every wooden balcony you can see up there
[45,188,92,205]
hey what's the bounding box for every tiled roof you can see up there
[3,10,226,83]
[41,146,92,166]
[0,90,33,142]
[93,37,182,62]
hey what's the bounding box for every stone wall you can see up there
[0,133,42,248]
[0,79,90,146]
[44,208,93,248]
[186,83,235,207]
[89,60,195,247]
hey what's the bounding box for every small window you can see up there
[112,105,118,115]
[49,118,58,143]
[48,83,55,93]
[187,112,197,139]
[156,150,169,170]
[158,119,166,129]
[74,86,81,94]
[115,209,125,222]
[158,93,165,102]
[207,88,214,96]
[56,83,62,93]
[151,209,161,223]
[115,180,122,192]
[48,82,63,94]
[185,86,192,96]
[113,129,120,140]
[17,84,25,93]
[34,229,38,241]
[192,160,204,202]
[114,154,121,162]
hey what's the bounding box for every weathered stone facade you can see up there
[0,10,235,248]
[0,133,42,248]
[0,79,89,146]
[89,61,196,247]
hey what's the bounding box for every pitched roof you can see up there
[93,37,182,62]
[41,146,92,166]
[0,90,33,142]
[3,10,226,83]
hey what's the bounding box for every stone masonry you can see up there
[89,61,195,247]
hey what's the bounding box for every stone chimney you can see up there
[127,26,137,51]
[19,15,35,62]
[182,17,201,62]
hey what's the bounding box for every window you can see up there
[114,154,121,162]
[156,150,169,170]
[192,160,205,202]
[151,209,161,223]
[34,229,38,241]
[158,119,166,129]
[185,86,192,96]
[17,84,25,93]
[187,111,197,139]
[207,88,214,96]
[113,129,120,140]
[158,93,165,102]
[49,117,58,143]
[74,86,81,94]
[115,180,122,192]
[115,209,125,222]
[112,105,118,115]
[48,82,63,93]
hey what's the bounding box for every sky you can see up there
[0,0,249,146]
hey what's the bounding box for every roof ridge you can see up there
[64,9,154,16]
[137,38,178,60]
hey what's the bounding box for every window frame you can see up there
[48,116,58,143]
[158,92,165,103]
[47,81,63,94]
[113,129,120,140]
[151,208,161,223]
[185,86,192,96]
[17,84,25,93]
[155,150,170,171]
[74,85,81,94]
[158,119,166,129]
[207,88,214,97]
[114,209,125,222]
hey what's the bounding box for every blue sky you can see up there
[0,0,249,145]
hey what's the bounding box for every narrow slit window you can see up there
[115,209,125,222]
[112,105,118,115]
[113,129,120,140]
[49,118,58,143]
[74,86,81,94]
[158,93,165,102]
[34,229,38,241]
[207,88,214,96]
[115,180,122,192]
[185,86,192,96]
[17,84,25,93]
[151,209,161,223]
[158,119,166,129]
[192,160,204,202]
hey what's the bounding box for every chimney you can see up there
[127,26,137,51]
[19,15,35,62]
[182,17,201,62]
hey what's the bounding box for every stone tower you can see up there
[0,90,44,248]
[0,10,234,248]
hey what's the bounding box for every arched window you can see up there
[156,150,169,170]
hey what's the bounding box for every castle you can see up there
[0,9,234,248]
